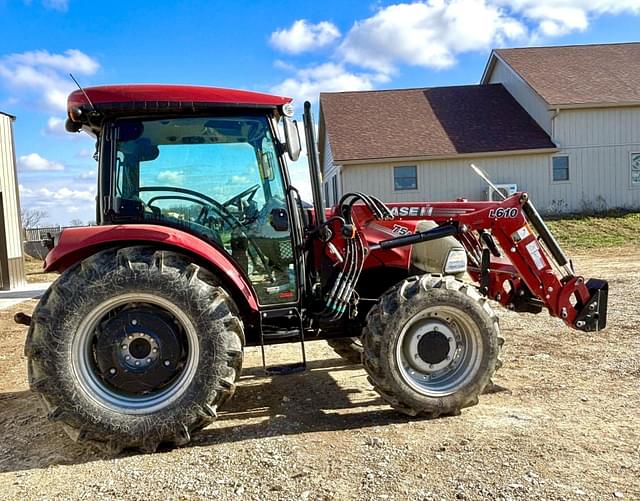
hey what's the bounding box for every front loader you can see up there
[19,84,608,452]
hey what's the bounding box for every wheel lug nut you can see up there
[131,319,138,325]
[164,360,170,367]
[153,348,158,353]
[125,355,130,360]
[146,358,151,363]
[121,344,127,350]
[135,361,140,366]
[109,368,116,375]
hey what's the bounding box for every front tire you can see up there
[363,275,502,417]
[25,246,244,453]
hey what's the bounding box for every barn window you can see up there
[552,156,569,182]
[331,175,338,203]
[394,165,417,190]
[631,152,640,187]
[324,181,330,206]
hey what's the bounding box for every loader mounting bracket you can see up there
[573,279,608,332]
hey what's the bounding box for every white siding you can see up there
[341,152,613,214]
[322,130,335,178]
[0,114,23,259]
[0,112,25,289]
[551,107,640,211]
[322,132,342,205]
[488,58,553,135]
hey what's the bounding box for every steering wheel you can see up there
[140,186,271,274]
[222,184,260,211]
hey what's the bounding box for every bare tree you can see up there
[21,208,49,229]
[69,218,85,227]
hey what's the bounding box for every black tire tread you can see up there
[362,274,503,418]
[25,246,244,453]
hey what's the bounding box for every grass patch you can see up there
[545,211,640,250]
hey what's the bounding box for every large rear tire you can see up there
[25,246,244,453]
[362,275,502,417]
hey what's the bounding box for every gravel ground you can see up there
[0,247,638,500]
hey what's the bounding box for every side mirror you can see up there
[283,117,301,161]
[270,208,289,232]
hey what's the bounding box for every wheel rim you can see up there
[71,292,200,414]
[395,305,483,397]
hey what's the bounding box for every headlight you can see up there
[444,248,467,274]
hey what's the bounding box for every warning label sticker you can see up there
[526,240,545,270]
[512,226,530,242]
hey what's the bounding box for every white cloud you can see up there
[339,1,527,73]
[0,49,99,112]
[3,49,98,74]
[335,0,640,74]
[157,170,185,184]
[19,180,96,224]
[43,115,94,141]
[270,20,341,54]
[229,175,253,185]
[42,0,69,12]
[75,148,94,159]
[36,187,95,202]
[18,153,65,172]
[77,169,97,180]
[271,62,388,106]
[499,0,640,39]
[43,116,66,135]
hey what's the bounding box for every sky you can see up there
[0,0,639,225]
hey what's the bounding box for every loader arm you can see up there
[350,192,608,332]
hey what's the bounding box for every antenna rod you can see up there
[69,73,96,112]
[470,163,506,200]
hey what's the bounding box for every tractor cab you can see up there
[67,85,306,307]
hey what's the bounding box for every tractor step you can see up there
[261,328,302,342]
[259,308,306,375]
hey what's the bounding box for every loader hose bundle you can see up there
[320,192,392,319]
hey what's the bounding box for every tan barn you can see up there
[0,111,26,290]
[319,43,640,214]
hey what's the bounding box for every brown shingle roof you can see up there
[320,84,555,163]
[493,43,640,107]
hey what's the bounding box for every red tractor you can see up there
[20,84,608,453]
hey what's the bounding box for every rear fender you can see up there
[45,224,259,313]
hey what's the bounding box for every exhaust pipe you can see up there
[302,101,326,227]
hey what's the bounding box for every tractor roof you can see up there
[67,84,292,119]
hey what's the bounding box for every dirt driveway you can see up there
[0,247,638,500]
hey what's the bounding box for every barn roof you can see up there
[485,43,640,107]
[320,84,555,164]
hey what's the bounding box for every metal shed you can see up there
[0,111,26,290]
